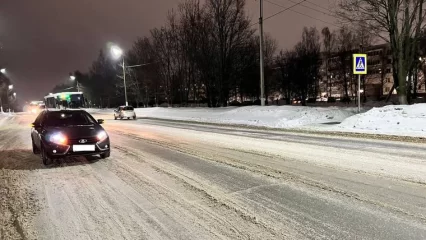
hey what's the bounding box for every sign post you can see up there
[353,54,367,113]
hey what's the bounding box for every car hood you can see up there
[45,125,104,139]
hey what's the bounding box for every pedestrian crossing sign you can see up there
[353,54,367,75]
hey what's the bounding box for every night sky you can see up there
[0,0,335,101]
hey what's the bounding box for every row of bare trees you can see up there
[53,0,425,107]
[73,0,279,108]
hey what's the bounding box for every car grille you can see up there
[68,137,98,145]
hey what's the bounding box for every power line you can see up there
[249,0,308,27]
[265,0,340,27]
[281,0,336,18]
[305,0,333,13]
[264,0,307,21]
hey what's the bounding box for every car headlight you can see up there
[97,131,108,142]
[49,132,68,145]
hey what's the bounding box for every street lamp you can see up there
[69,74,80,92]
[13,92,16,97]
[111,45,124,60]
[0,68,5,74]
[110,44,128,106]
[8,85,13,90]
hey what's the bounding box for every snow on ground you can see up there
[85,104,426,137]
[134,106,358,128]
[330,104,426,137]
[82,108,114,114]
[0,112,12,127]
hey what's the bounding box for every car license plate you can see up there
[73,145,95,152]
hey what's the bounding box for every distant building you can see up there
[319,43,425,101]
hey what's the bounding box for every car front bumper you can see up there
[44,138,110,158]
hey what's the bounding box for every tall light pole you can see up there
[110,45,128,106]
[69,74,81,92]
[259,0,266,106]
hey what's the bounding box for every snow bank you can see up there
[335,104,426,137]
[0,112,12,127]
[82,108,114,114]
[134,106,358,128]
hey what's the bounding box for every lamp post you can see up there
[110,44,154,106]
[69,74,81,92]
[0,68,5,74]
[258,0,265,106]
[110,45,127,106]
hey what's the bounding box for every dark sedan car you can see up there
[31,110,110,165]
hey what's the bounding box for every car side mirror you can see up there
[97,119,104,124]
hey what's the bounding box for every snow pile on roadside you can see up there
[0,112,12,127]
[335,104,426,137]
[82,108,114,114]
[135,106,358,128]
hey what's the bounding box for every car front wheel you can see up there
[41,144,52,165]
[100,151,110,159]
[32,138,40,154]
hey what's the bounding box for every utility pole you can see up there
[76,81,81,92]
[122,57,128,106]
[259,0,266,106]
[358,44,362,113]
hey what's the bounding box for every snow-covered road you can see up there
[1,113,426,239]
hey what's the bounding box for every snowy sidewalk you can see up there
[85,104,426,138]
[134,106,358,129]
[330,104,426,137]
[133,105,426,138]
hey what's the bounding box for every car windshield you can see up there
[44,111,95,126]
[124,106,134,111]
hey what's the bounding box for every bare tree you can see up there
[321,27,336,97]
[127,37,159,107]
[151,10,181,107]
[179,0,205,105]
[262,34,278,101]
[276,50,295,104]
[337,0,425,104]
[334,26,356,100]
[206,0,255,106]
[293,27,322,106]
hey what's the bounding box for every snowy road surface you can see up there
[1,113,426,239]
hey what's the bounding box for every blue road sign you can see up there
[353,54,367,75]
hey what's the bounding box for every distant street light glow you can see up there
[110,45,123,60]
[70,75,76,81]
[0,68,5,74]
[8,85,13,90]
[13,92,16,97]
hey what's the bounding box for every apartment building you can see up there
[319,43,425,100]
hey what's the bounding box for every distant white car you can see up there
[114,106,136,120]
